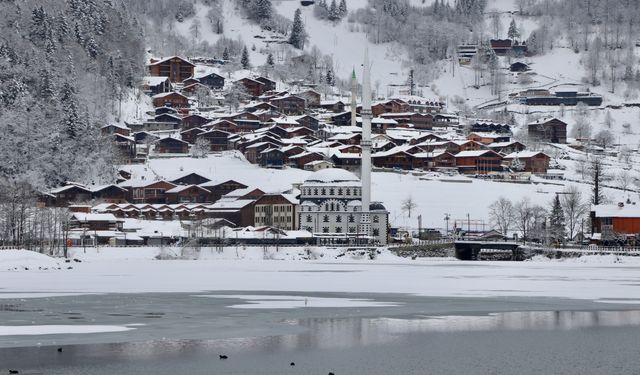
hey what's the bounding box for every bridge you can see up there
[454,241,523,260]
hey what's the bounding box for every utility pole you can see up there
[417,214,422,243]
[444,213,450,238]
[409,69,415,96]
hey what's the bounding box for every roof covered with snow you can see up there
[304,168,360,184]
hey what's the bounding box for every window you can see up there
[322,227,329,233]
[349,227,356,233]
[336,215,342,223]
[314,188,318,195]
[338,188,343,196]
[323,215,329,223]
[321,188,326,195]
[329,188,334,195]
[330,203,335,211]
[373,215,379,223]
[348,214,355,223]
[305,226,312,232]
[306,215,312,223]
[373,228,380,236]
[346,189,351,196]
[336,227,342,233]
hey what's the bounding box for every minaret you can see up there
[359,48,372,241]
[350,68,357,128]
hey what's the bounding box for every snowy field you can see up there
[2,248,640,303]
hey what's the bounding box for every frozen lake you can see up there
[2,292,640,374]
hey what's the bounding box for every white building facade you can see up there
[298,169,388,245]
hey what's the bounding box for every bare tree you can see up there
[488,197,515,236]
[514,197,534,243]
[594,129,615,150]
[561,185,588,240]
[616,169,632,192]
[401,196,418,218]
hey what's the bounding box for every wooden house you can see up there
[289,151,325,169]
[330,111,352,126]
[113,134,137,161]
[206,199,256,227]
[487,141,526,155]
[369,99,410,117]
[298,89,321,107]
[198,129,231,151]
[255,76,276,92]
[320,100,346,113]
[269,95,306,115]
[133,131,160,144]
[304,160,334,171]
[166,185,212,204]
[203,119,239,133]
[510,62,530,72]
[154,137,189,154]
[180,128,205,144]
[503,151,550,173]
[330,153,361,173]
[70,213,121,232]
[490,39,512,55]
[181,82,208,95]
[152,92,189,108]
[258,148,285,168]
[195,72,225,90]
[154,113,182,126]
[129,180,178,204]
[48,184,93,206]
[181,114,210,129]
[454,150,504,174]
[412,151,456,170]
[528,117,567,144]
[245,142,281,163]
[372,150,415,170]
[101,124,131,137]
[200,180,248,202]
[147,56,195,83]
[467,132,511,145]
[91,185,128,203]
[591,203,640,244]
[292,114,320,130]
[171,173,212,186]
[237,77,266,97]
[141,76,171,95]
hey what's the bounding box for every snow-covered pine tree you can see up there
[266,53,274,66]
[591,159,604,205]
[507,19,520,40]
[222,47,229,60]
[241,46,250,68]
[338,0,347,18]
[289,9,306,49]
[549,194,566,245]
[325,69,334,85]
[329,0,339,20]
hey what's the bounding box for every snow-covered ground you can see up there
[2,248,640,303]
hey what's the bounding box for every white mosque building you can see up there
[298,168,389,245]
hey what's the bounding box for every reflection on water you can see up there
[3,310,640,374]
[288,310,640,348]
